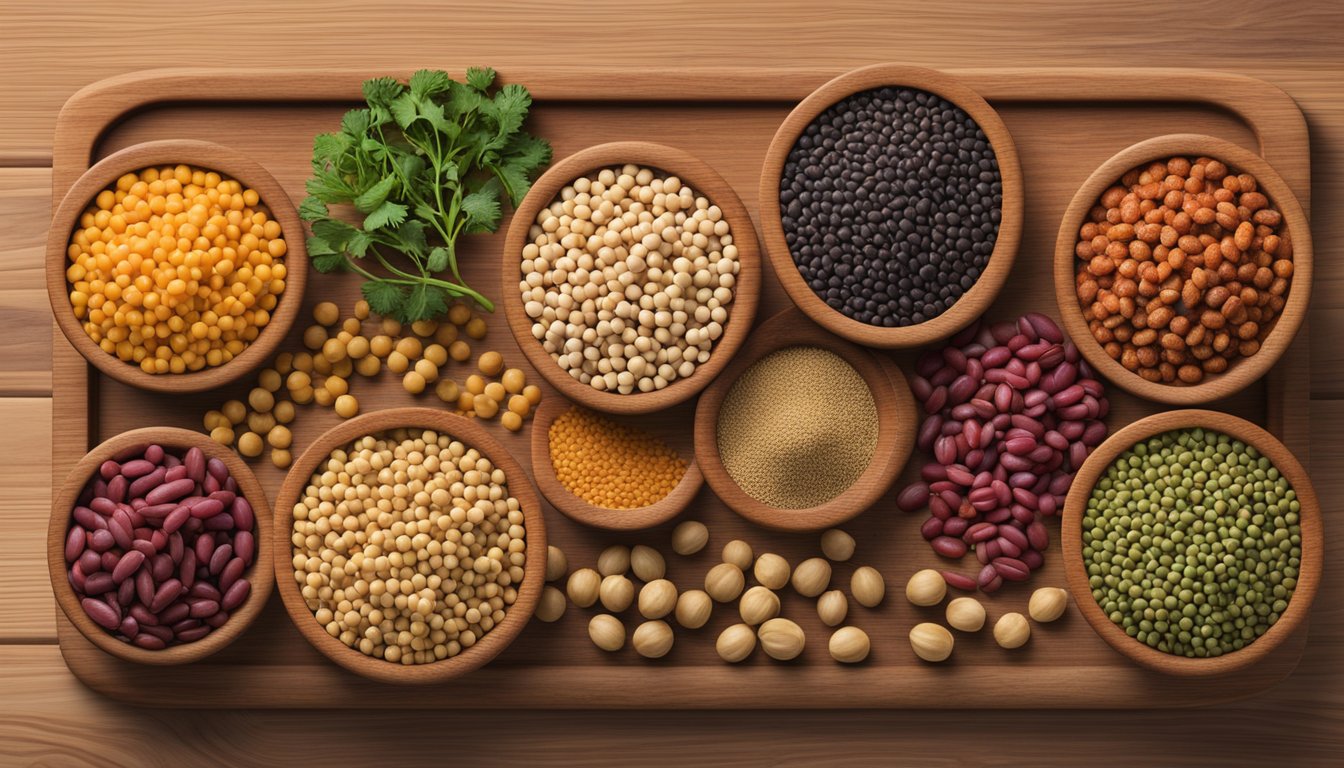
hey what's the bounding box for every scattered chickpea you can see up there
[203,410,227,431]
[465,316,487,340]
[414,358,439,382]
[355,356,381,377]
[273,400,295,425]
[236,431,263,458]
[423,343,448,366]
[447,303,472,326]
[501,412,524,432]
[434,323,458,346]
[380,317,402,336]
[291,386,314,404]
[403,370,427,394]
[369,335,394,358]
[484,381,507,403]
[523,385,542,406]
[247,412,276,436]
[274,353,294,376]
[386,351,410,374]
[313,388,334,407]
[507,394,531,417]
[267,425,293,450]
[478,351,504,376]
[435,378,461,404]
[270,448,291,469]
[536,586,567,623]
[501,368,526,394]
[209,426,235,446]
[394,336,423,359]
[465,375,486,395]
[671,521,709,556]
[221,400,246,425]
[258,369,282,393]
[449,340,472,362]
[353,299,370,320]
[334,394,359,418]
[302,325,327,351]
[313,302,340,326]
[346,336,371,360]
[410,319,437,337]
[473,395,500,419]
[600,574,636,613]
[324,375,348,397]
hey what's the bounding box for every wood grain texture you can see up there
[44,67,1314,708]
[1061,409,1322,676]
[0,397,55,642]
[0,169,53,396]
[758,64,1023,348]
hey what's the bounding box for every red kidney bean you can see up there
[116,577,136,608]
[162,505,190,534]
[946,466,974,487]
[941,571,977,591]
[111,550,145,583]
[87,528,114,554]
[99,551,119,573]
[188,599,220,619]
[180,549,197,589]
[186,498,224,520]
[99,460,122,480]
[120,459,156,479]
[918,416,943,452]
[168,532,184,563]
[997,537,1022,558]
[73,506,105,531]
[135,568,155,606]
[898,483,930,512]
[949,374,976,404]
[184,446,206,482]
[920,517,944,540]
[64,526,86,563]
[69,564,87,592]
[77,549,100,575]
[221,579,250,611]
[932,536,968,558]
[1038,494,1058,516]
[1027,521,1049,550]
[127,467,166,500]
[204,515,235,532]
[911,375,933,401]
[147,531,167,553]
[994,557,1031,581]
[925,387,948,414]
[984,507,1011,524]
[208,544,233,576]
[204,610,232,629]
[133,634,167,650]
[942,517,969,538]
[929,495,951,520]
[158,602,190,626]
[176,625,212,643]
[163,465,188,483]
[1038,345,1065,370]
[106,475,129,504]
[219,557,246,593]
[150,553,174,582]
[965,522,997,544]
[1023,549,1045,571]
[194,533,216,566]
[930,366,956,388]
[145,478,195,506]
[190,581,222,601]
[90,497,117,517]
[82,597,121,630]
[150,579,184,613]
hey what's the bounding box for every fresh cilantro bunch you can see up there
[301,68,551,321]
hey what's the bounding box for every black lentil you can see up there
[1082,428,1301,658]
[779,87,1002,327]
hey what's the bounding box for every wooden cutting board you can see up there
[50,66,1311,707]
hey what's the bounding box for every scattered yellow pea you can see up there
[414,358,439,382]
[465,316,487,340]
[478,351,504,376]
[247,411,276,435]
[291,385,315,404]
[508,394,531,417]
[292,352,315,373]
[313,302,340,326]
[321,337,347,363]
[314,387,335,407]
[410,319,438,337]
[403,371,427,394]
[334,394,359,418]
[523,385,542,406]
[448,340,471,362]
[248,387,275,413]
[203,410,228,431]
[355,355,381,377]
[237,431,264,457]
[324,375,349,397]
[258,368,282,393]
[267,424,293,449]
[501,368,526,394]
[436,378,460,403]
[286,371,311,392]
[271,448,292,469]
[341,317,361,336]
[465,374,486,395]
[380,317,402,336]
[273,400,295,425]
[423,344,448,366]
[386,351,410,374]
[346,336,371,360]
[395,336,423,359]
[209,426,235,446]
[501,411,523,432]
[473,394,499,419]
[484,381,506,402]
[302,325,327,351]
[369,335,394,358]
[447,303,471,326]
[434,324,458,346]
[221,400,246,425]
[353,300,370,320]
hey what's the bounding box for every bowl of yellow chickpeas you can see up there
[46,139,307,392]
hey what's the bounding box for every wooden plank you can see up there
[0,169,52,396]
[2,641,1344,767]
[1,0,1342,160]
[0,398,54,642]
[45,68,1314,708]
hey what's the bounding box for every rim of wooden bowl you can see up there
[1052,134,1313,405]
[1061,409,1322,677]
[529,394,704,531]
[270,407,546,684]
[45,139,308,393]
[46,427,275,665]
[757,63,1023,349]
[693,307,916,531]
[501,141,762,415]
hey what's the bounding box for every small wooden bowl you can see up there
[271,408,546,684]
[530,395,704,531]
[501,141,762,415]
[1062,409,1322,677]
[758,64,1023,349]
[1053,134,1313,404]
[45,139,308,393]
[46,427,274,665]
[694,308,916,531]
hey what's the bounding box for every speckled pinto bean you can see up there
[65,443,254,648]
[898,315,1109,593]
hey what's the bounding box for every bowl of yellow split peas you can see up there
[46,139,307,392]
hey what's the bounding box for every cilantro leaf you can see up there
[304,69,550,319]
[402,282,449,322]
[465,67,496,92]
[361,279,407,317]
[353,176,397,213]
[364,200,408,230]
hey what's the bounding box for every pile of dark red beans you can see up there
[896,313,1108,593]
[63,444,255,648]
[779,87,1003,327]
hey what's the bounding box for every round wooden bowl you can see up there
[45,139,308,393]
[757,64,1023,349]
[530,394,704,531]
[271,407,546,684]
[46,427,274,665]
[1053,134,1313,405]
[501,141,762,415]
[693,308,916,531]
[1062,409,1322,677]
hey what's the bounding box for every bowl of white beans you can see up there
[501,142,762,415]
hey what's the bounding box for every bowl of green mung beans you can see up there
[1062,409,1321,676]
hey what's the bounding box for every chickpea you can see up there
[465,375,486,395]
[248,387,275,413]
[321,337,347,363]
[313,387,335,407]
[355,355,381,377]
[221,400,246,426]
[369,335,394,358]
[422,344,448,366]
[448,340,471,362]
[273,400,296,425]
[271,448,292,469]
[403,371,427,394]
[353,299,370,320]
[478,351,504,376]
[523,385,542,406]
[302,325,327,351]
[507,394,531,417]
[247,411,276,436]
[312,301,340,326]
[501,411,524,432]
[435,378,460,404]
[414,358,439,382]
[267,424,293,449]
[395,336,423,359]
[386,351,410,374]
[484,382,507,403]
[237,431,263,458]
[257,368,282,393]
[209,426,235,446]
[286,371,311,392]
[465,316,487,340]
[346,336,371,360]
[324,375,348,397]
[203,410,228,431]
[473,395,499,419]
[334,394,359,418]
[501,368,526,394]
[447,303,472,326]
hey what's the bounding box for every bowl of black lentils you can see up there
[1062,409,1321,676]
[759,64,1023,348]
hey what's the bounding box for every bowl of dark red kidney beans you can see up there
[48,427,272,664]
[758,63,1024,349]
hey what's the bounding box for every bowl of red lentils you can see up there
[46,139,307,393]
[1053,134,1312,404]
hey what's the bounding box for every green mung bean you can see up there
[1082,427,1301,658]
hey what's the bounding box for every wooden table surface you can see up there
[2,2,1341,765]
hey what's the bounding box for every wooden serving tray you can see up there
[50,67,1311,708]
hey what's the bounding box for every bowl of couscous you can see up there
[46,139,307,392]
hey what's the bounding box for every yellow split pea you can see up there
[548,407,687,509]
[64,164,287,374]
